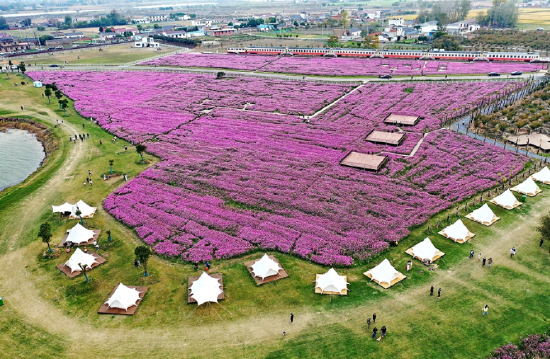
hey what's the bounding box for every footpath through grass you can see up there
[0,71,550,358]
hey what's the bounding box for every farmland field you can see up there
[2,45,177,66]
[28,70,528,266]
[139,52,545,77]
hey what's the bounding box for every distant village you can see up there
[0,2,542,55]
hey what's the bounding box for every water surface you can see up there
[0,129,46,192]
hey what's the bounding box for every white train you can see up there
[227,46,540,62]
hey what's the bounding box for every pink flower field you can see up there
[28,70,527,265]
[140,52,544,77]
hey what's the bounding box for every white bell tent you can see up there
[70,200,97,219]
[438,219,475,243]
[465,204,500,226]
[66,223,95,245]
[52,202,74,214]
[406,237,444,263]
[490,189,521,210]
[511,178,542,197]
[532,166,550,185]
[315,268,349,295]
[250,254,281,280]
[364,259,406,289]
[189,272,223,306]
[65,248,97,273]
[105,283,142,311]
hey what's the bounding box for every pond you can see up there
[0,128,46,192]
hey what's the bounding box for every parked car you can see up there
[49,64,59,67]
[510,71,523,76]
[488,72,501,77]
[379,74,392,79]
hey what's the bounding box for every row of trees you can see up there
[477,0,519,28]
[417,0,471,26]
[57,10,128,30]
[152,35,202,47]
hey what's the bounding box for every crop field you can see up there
[3,45,177,66]
[139,53,544,77]
[28,70,528,266]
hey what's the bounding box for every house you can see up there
[132,18,150,24]
[1,38,34,52]
[388,18,404,26]
[148,14,169,22]
[161,30,187,38]
[348,27,362,37]
[187,31,206,37]
[135,37,160,48]
[192,19,213,27]
[257,24,274,32]
[366,11,381,19]
[419,21,438,34]
[206,28,236,36]
[64,32,85,39]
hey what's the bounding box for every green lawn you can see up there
[0,72,550,358]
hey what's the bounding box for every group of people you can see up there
[366,313,387,341]
[470,250,494,268]
[85,170,93,187]
[70,133,89,143]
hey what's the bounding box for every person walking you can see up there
[372,313,376,323]
[372,327,378,339]
[488,257,493,268]
[469,250,474,259]
[290,313,294,323]
[430,286,434,296]
[482,257,486,267]
[89,179,93,187]
[477,253,482,262]
[482,305,489,316]
[367,318,371,329]
[540,238,545,247]
[510,247,516,258]
[381,326,387,337]
[438,288,442,299]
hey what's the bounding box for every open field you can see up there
[1,66,550,358]
[2,45,178,66]
[391,8,550,29]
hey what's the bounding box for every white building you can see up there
[419,21,438,34]
[135,37,160,48]
[132,18,150,24]
[148,14,169,22]
[366,11,381,19]
[388,18,404,26]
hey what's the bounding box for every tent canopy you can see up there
[71,200,97,218]
[512,178,542,197]
[52,202,74,213]
[439,219,474,243]
[65,247,97,273]
[315,268,348,294]
[105,283,142,311]
[532,166,550,184]
[491,189,521,209]
[250,254,281,280]
[189,272,223,306]
[466,204,499,226]
[368,259,400,286]
[409,237,442,261]
[66,223,95,245]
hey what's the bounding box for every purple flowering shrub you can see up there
[28,70,527,265]
[140,53,543,76]
[490,334,550,359]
